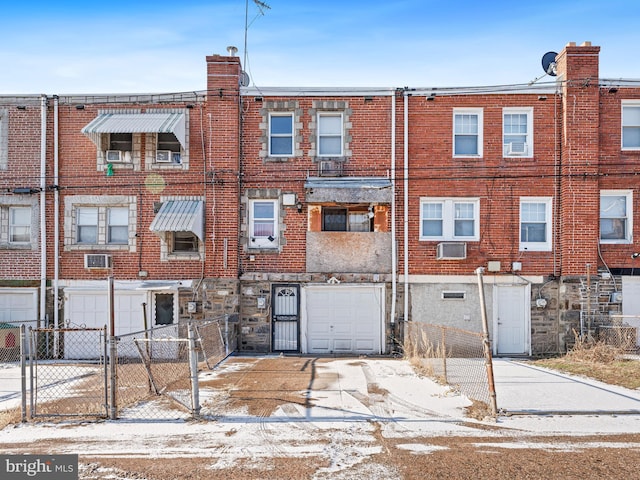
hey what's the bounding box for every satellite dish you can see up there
[240,71,250,87]
[541,51,558,76]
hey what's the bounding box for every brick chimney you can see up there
[555,42,601,275]
[206,50,242,277]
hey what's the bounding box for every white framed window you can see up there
[172,231,198,253]
[318,113,343,157]
[453,108,483,157]
[9,207,31,244]
[503,108,533,157]
[156,132,182,164]
[249,199,278,248]
[107,207,129,244]
[420,198,480,241]
[622,101,640,150]
[520,197,552,251]
[600,190,633,243]
[269,113,294,157]
[77,207,98,244]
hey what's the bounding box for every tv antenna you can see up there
[528,51,558,85]
[243,0,271,85]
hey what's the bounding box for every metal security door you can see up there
[272,284,300,352]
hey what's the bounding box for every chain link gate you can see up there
[29,326,109,419]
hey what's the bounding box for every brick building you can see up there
[1,41,639,357]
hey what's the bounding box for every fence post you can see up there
[29,327,35,419]
[20,325,27,422]
[188,324,201,418]
[108,276,117,420]
[475,267,498,417]
[224,314,229,356]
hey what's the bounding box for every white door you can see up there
[65,291,146,359]
[494,285,530,356]
[0,288,38,324]
[304,285,384,355]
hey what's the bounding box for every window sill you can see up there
[167,253,203,261]
[265,156,296,163]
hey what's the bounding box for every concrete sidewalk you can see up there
[493,358,640,415]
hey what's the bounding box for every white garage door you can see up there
[304,285,384,355]
[0,288,38,324]
[65,291,147,359]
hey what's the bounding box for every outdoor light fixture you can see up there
[16,105,26,110]
[75,104,85,110]
[296,201,303,213]
[632,253,640,259]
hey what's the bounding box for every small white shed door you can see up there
[304,285,383,355]
[494,285,530,356]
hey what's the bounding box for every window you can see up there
[622,102,640,150]
[520,198,552,251]
[156,133,181,163]
[155,293,174,325]
[504,108,533,157]
[420,198,480,240]
[600,190,632,243]
[172,231,198,253]
[77,208,98,244]
[318,113,343,156]
[453,108,483,157]
[109,133,132,151]
[321,207,373,232]
[269,113,294,156]
[9,207,31,243]
[107,207,129,244]
[249,200,278,248]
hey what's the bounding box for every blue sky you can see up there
[1,0,639,94]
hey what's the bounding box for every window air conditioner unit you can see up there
[84,254,112,269]
[106,150,122,162]
[318,160,343,177]
[506,142,528,156]
[436,242,467,260]
[156,150,173,163]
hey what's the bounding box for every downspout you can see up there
[53,96,60,329]
[403,90,409,324]
[39,95,47,326]
[390,92,397,327]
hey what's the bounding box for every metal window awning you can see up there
[149,200,204,241]
[304,177,392,204]
[81,112,186,149]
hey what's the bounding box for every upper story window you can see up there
[453,108,483,157]
[172,231,199,253]
[9,207,31,244]
[622,102,640,150]
[600,190,633,243]
[503,108,533,157]
[106,133,133,163]
[321,207,373,232]
[65,196,136,252]
[269,113,294,157]
[318,113,343,157]
[155,132,182,164]
[420,198,480,241]
[520,197,552,251]
[249,199,278,249]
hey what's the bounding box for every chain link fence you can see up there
[402,321,497,415]
[1,316,237,424]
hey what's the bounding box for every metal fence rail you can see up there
[403,321,495,413]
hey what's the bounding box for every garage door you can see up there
[304,285,384,354]
[64,291,146,359]
[0,288,38,323]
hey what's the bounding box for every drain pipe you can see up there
[39,95,47,327]
[403,90,409,325]
[390,92,397,327]
[53,96,60,329]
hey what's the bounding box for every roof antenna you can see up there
[243,0,271,85]
[528,51,558,85]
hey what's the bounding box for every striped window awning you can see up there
[81,112,186,149]
[149,200,204,241]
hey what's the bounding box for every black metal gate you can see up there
[272,284,300,352]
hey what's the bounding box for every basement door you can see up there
[272,284,300,353]
[303,285,384,355]
[493,284,531,356]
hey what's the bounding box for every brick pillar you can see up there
[555,42,601,275]
[206,53,241,277]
